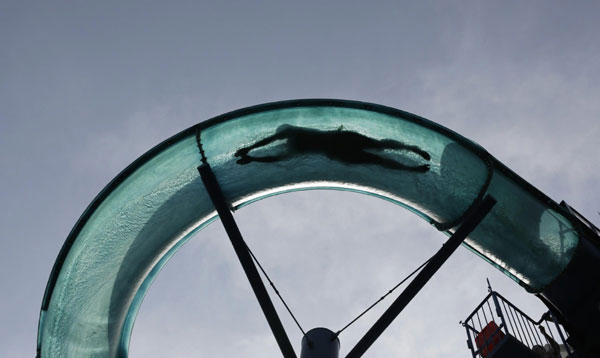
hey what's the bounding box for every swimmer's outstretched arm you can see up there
[234,131,290,157]
[236,153,294,164]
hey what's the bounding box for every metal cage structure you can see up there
[463,285,575,358]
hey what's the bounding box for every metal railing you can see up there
[461,285,575,357]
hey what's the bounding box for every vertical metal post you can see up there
[489,291,507,336]
[464,324,477,358]
[346,195,496,358]
[550,312,575,358]
[300,328,340,358]
[198,163,297,358]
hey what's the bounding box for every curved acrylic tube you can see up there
[37,99,579,357]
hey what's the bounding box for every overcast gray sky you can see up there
[1,1,599,357]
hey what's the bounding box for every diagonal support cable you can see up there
[346,195,497,358]
[247,244,308,337]
[335,255,433,337]
[198,163,297,358]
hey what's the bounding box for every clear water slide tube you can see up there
[37,99,586,357]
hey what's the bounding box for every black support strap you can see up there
[198,163,297,358]
[346,195,497,358]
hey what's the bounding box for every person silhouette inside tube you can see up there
[234,124,430,172]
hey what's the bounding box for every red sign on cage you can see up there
[475,321,505,357]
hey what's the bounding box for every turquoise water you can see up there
[38,100,578,357]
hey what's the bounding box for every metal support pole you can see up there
[346,195,497,358]
[488,280,508,337]
[464,324,476,358]
[549,312,575,358]
[198,163,297,358]
[300,328,340,358]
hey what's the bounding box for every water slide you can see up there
[37,99,600,357]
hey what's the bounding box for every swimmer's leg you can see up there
[379,139,431,160]
[347,151,430,172]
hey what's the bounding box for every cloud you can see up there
[4,1,599,357]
